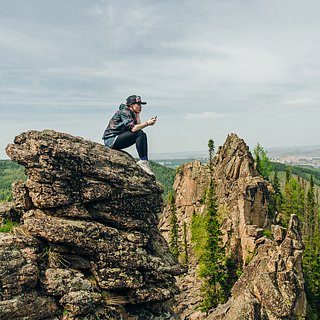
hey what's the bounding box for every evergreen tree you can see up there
[208,139,214,168]
[182,222,188,268]
[285,166,292,184]
[281,176,305,227]
[272,171,283,210]
[253,143,272,180]
[199,174,228,312]
[168,191,179,259]
[303,177,320,317]
[305,176,316,242]
[191,139,228,313]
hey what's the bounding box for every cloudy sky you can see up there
[1,0,320,159]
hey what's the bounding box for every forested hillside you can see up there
[0,160,26,201]
[272,162,320,187]
[253,144,320,318]
[150,160,175,199]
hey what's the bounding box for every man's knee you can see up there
[137,130,147,138]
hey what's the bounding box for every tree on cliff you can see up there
[272,171,283,208]
[168,191,179,259]
[192,139,228,313]
[253,143,272,180]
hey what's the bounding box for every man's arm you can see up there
[131,117,157,132]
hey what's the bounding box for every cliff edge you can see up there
[2,129,183,320]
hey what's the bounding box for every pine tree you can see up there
[303,177,320,317]
[306,176,316,243]
[281,175,305,227]
[272,171,283,210]
[253,143,272,180]
[195,140,228,313]
[182,222,188,268]
[168,191,179,259]
[285,166,292,184]
[208,139,214,174]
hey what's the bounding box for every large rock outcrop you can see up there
[208,214,306,319]
[159,133,306,319]
[2,129,183,320]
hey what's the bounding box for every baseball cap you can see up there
[126,95,147,105]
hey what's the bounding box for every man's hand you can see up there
[146,117,157,126]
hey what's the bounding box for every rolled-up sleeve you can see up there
[120,109,136,130]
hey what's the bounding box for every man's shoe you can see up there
[137,160,155,176]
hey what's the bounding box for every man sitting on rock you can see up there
[102,95,157,175]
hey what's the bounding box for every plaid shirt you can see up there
[102,104,137,147]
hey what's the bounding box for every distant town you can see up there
[270,155,320,168]
[152,145,320,169]
[267,145,320,168]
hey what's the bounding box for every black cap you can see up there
[126,95,147,105]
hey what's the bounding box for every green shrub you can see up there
[262,229,273,239]
[0,219,17,233]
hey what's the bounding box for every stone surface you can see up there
[159,133,306,319]
[2,129,183,320]
[0,233,40,299]
[209,215,306,320]
[0,201,21,223]
[0,291,59,320]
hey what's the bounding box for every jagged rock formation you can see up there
[212,133,274,264]
[159,133,306,319]
[2,129,183,320]
[208,214,306,319]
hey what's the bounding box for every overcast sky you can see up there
[1,0,320,159]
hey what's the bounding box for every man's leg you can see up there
[113,131,153,175]
[112,131,148,160]
[112,131,138,149]
[135,131,148,160]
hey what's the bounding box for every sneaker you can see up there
[137,160,155,176]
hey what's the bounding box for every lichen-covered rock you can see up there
[0,291,59,320]
[0,233,40,299]
[3,129,183,319]
[209,215,306,320]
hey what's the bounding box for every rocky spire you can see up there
[159,133,306,319]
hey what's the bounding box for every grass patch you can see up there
[0,219,17,233]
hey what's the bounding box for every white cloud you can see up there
[185,112,222,119]
[280,98,317,106]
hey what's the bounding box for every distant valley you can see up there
[267,145,320,168]
[151,144,320,168]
